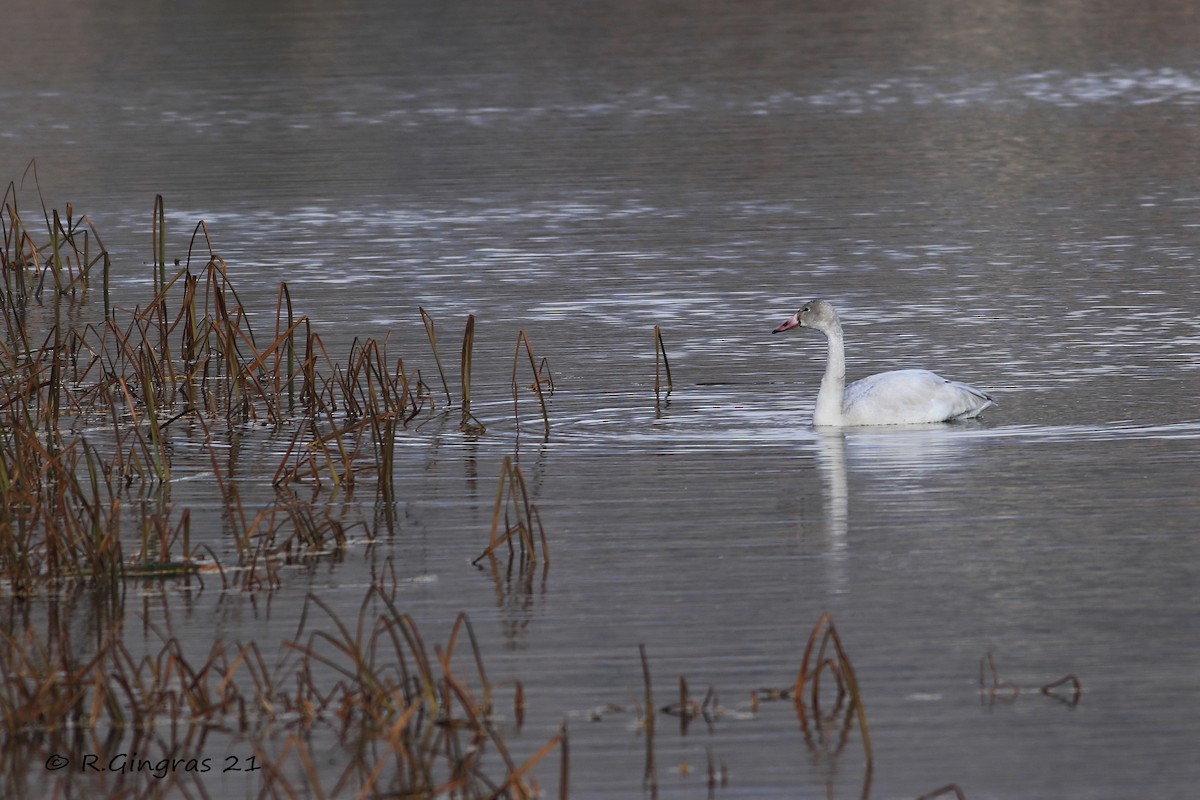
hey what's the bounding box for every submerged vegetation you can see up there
[1,174,1078,797]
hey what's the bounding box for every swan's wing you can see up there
[842,369,994,425]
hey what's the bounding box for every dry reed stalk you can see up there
[512,330,550,437]
[0,580,562,795]
[530,356,555,395]
[275,282,298,412]
[639,644,658,796]
[491,725,567,800]
[473,456,549,568]
[152,194,166,290]
[978,652,1020,701]
[980,654,1081,708]
[3,168,104,303]
[1040,673,1082,706]
[654,324,673,394]
[0,189,567,794]
[272,590,560,796]
[444,612,493,716]
[794,613,874,785]
[363,340,402,499]
[419,305,453,405]
[460,313,486,433]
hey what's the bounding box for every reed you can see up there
[512,330,550,437]
[48,208,64,293]
[1041,673,1082,707]
[978,652,1019,702]
[980,653,1082,708]
[0,191,432,587]
[473,456,549,569]
[276,281,298,412]
[660,676,723,732]
[653,324,673,394]
[102,250,111,318]
[793,613,873,794]
[1,179,581,794]
[0,584,564,797]
[639,644,658,796]
[459,313,486,433]
[279,589,562,797]
[361,338,401,499]
[152,194,166,290]
[3,173,104,306]
[419,305,453,405]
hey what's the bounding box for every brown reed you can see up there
[1,179,581,796]
[2,190,440,592]
[981,653,1082,708]
[793,613,873,796]
[512,330,550,437]
[460,313,487,433]
[0,587,565,798]
[419,305,453,405]
[473,456,549,569]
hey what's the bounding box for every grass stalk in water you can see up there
[794,612,873,794]
[639,643,658,796]
[152,194,166,290]
[276,282,298,412]
[459,313,486,433]
[512,330,550,437]
[138,348,170,485]
[654,324,673,394]
[473,456,549,568]
[419,306,452,405]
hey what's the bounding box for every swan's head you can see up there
[771,299,839,334]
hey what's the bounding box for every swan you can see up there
[772,299,994,427]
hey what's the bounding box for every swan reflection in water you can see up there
[812,421,991,593]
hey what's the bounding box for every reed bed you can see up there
[1,188,497,595]
[0,587,565,798]
[2,182,571,796]
[2,168,104,303]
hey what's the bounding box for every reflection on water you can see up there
[5,0,1200,796]
[816,432,850,594]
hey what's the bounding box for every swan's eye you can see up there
[801,306,810,313]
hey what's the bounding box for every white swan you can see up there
[772,299,994,427]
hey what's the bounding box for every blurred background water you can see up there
[4,1,1200,797]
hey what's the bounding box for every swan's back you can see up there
[841,369,994,426]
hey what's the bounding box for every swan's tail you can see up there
[949,382,995,420]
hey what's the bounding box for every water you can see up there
[4,0,1200,797]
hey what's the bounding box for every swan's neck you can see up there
[813,324,846,427]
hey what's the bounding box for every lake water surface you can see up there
[4,1,1200,797]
